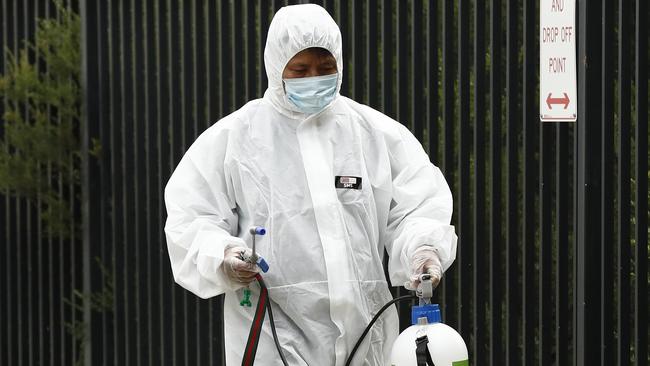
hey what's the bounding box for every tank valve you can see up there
[416,273,433,306]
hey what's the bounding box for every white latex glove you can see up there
[222,246,259,285]
[405,246,443,290]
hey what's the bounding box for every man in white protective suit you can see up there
[164,4,457,366]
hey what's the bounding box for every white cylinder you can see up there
[390,322,469,366]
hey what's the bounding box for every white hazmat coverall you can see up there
[164,4,457,366]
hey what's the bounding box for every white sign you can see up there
[540,0,577,122]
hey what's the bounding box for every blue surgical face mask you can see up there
[283,73,339,115]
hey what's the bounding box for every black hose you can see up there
[344,294,417,366]
[265,297,288,365]
[255,273,415,366]
[255,276,289,366]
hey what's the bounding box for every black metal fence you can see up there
[1,0,648,365]
[1,1,84,365]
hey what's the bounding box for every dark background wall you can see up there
[1,0,648,365]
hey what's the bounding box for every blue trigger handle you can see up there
[256,257,269,273]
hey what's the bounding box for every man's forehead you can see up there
[287,48,336,63]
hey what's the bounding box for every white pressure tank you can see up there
[390,304,469,366]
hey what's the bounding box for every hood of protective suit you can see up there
[263,4,343,119]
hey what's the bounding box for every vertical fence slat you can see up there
[110,0,122,362]
[353,0,363,103]
[181,3,197,363]
[13,1,25,364]
[520,0,540,365]
[457,0,471,347]
[121,0,131,363]
[0,2,5,364]
[21,1,35,364]
[381,0,393,118]
[396,0,407,125]
[489,0,504,364]
[367,0,377,109]
[47,180,54,365]
[107,0,119,362]
[152,1,163,363]
[576,1,603,364]
[506,1,520,362]
[210,5,225,363]
[169,0,187,363]
[181,0,193,146]
[143,0,157,364]
[259,1,270,96]
[2,0,11,359]
[220,0,232,117]
[245,0,256,100]
[125,0,137,362]
[0,3,6,361]
[426,0,439,164]
[617,0,632,363]
[101,0,115,361]
[16,194,22,366]
[633,1,648,364]
[22,1,36,353]
[473,0,487,363]
[539,123,554,366]
[556,123,570,366]
[442,0,454,178]
[600,0,616,363]
[232,0,243,109]
[395,0,414,330]
[69,1,83,351]
[194,0,212,361]
[337,0,349,96]
[157,1,174,364]
[412,0,423,140]
[51,3,63,363]
[33,5,44,364]
[81,0,107,364]
[441,0,457,327]
[42,3,56,362]
[133,0,147,363]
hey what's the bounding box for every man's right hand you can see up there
[222,246,259,285]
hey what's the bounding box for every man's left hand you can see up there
[405,246,443,291]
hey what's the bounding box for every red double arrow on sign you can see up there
[546,93,570,109]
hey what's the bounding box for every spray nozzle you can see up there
[245,226,269,273]
[249,226,266,236]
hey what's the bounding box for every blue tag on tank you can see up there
[411,303,442,325]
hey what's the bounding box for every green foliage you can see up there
[0,1,81,238]
[64,257,115,366]
[1,6,114,365]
